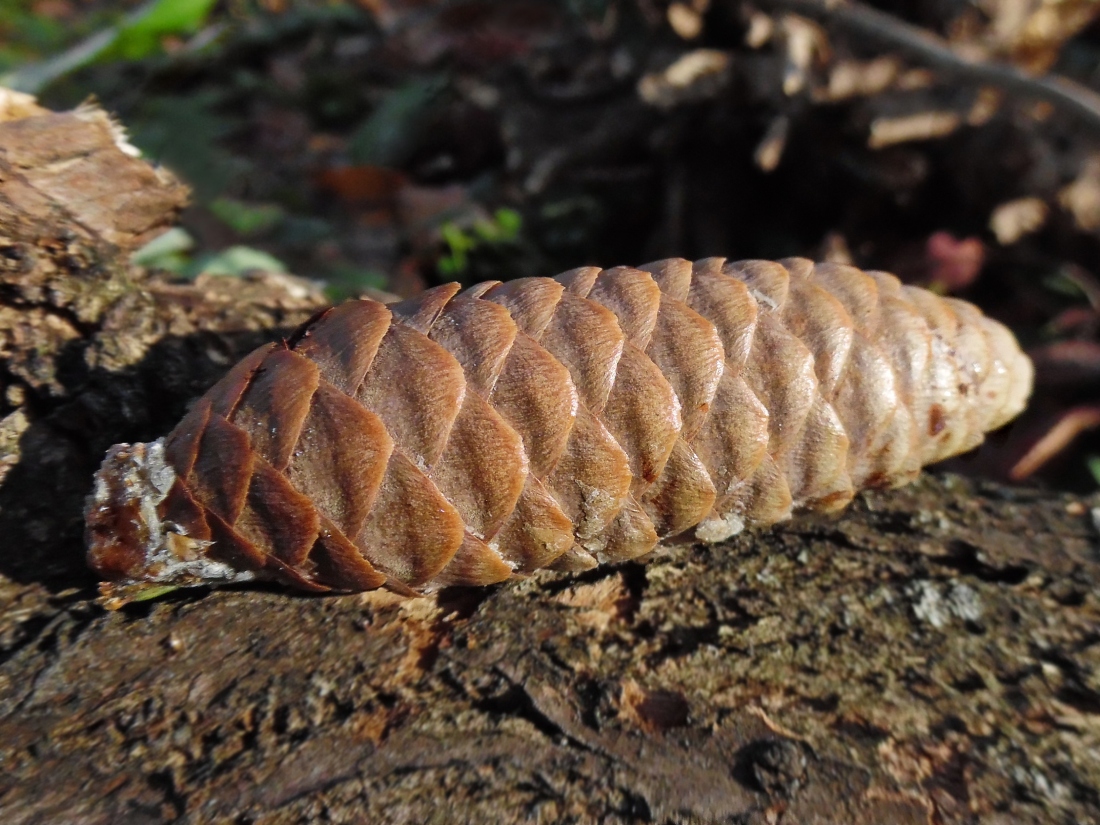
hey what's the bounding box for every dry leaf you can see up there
[1059,157,1100,232]
[989,197,1048,244]
[868,111,962,149]
[637,49,732,109]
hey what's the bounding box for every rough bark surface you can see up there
[2,104,1099,825]
[6,477,1100,825]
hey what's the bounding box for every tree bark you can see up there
[2,104,1099,825]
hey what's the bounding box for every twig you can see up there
[1009,404,1100,479]
[759,0,1100,134]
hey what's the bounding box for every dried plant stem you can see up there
[763,0,1100,133]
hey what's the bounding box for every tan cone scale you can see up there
[86,258,1033,597]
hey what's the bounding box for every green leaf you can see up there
[471,210,521,243]
[1042,272,1087,299]
[127,93,243,201]
[2,0,217,92]
[131,227,195,273]
[439,222,471,274]
[493,207,522,237]
[472,219,500,242]
[209,197,285,236]
[132,227,194,263]
[1087,455,1100,488]
[348,76,447,166]
[323,265,389,302]
[438,256,463,277]
[188,246,288,278]
[437,209,524,277]
[442,223,474,253]
[108,0,218,61]
[127,0,216,36]
[128,584,181,603]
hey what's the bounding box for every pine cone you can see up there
[85,258,1032,600]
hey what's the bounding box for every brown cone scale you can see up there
[85,258,1033,600]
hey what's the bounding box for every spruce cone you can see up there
[86,258,1032,599]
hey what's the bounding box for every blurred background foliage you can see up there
[5,0,1100,488]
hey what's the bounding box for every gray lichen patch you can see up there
[907,580,983,628]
